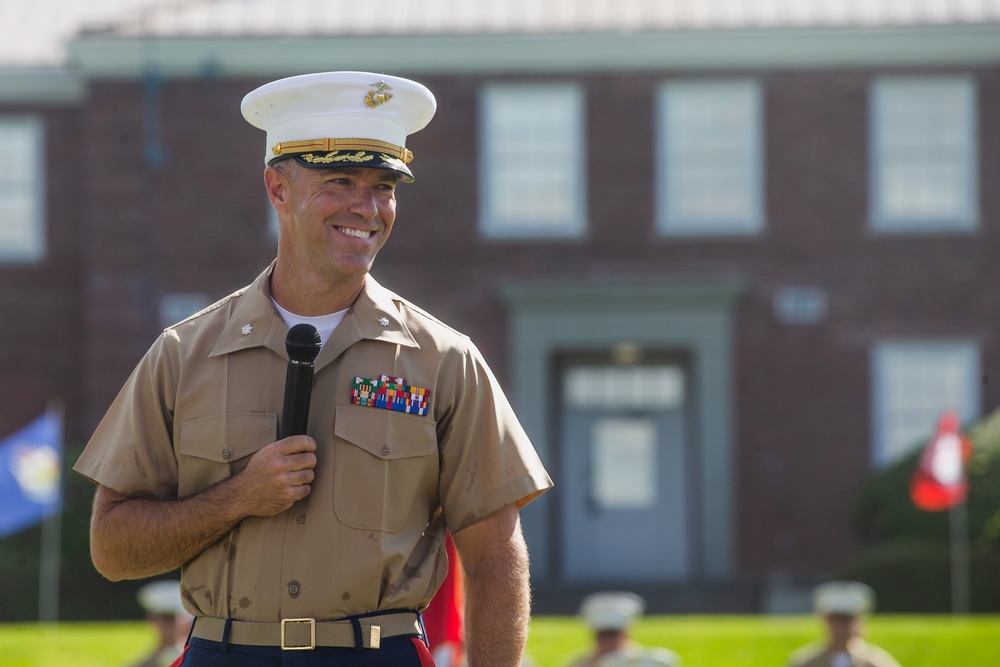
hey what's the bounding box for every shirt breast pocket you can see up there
[177,412,277,498]
[333,405,438,532]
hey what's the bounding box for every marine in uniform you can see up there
[129,580,193,667]
[75,71,552,666]
[567,592,681,667]
[786,581,902,667]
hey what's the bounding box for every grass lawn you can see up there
[528,614,1000,666]
[1,615,997,666]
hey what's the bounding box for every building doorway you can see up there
[558,353,693,581]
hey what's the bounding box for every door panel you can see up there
[560,363,690,581]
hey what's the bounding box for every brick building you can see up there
[2,1,999,611]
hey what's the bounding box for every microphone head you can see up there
[285,323,322,362]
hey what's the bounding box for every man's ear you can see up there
[264,165,291,213]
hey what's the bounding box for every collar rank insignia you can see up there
[351,374,430,416]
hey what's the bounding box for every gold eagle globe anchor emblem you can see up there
[364,81,394,108]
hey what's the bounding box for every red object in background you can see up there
[910,412,973,512]
[422,533,465,667]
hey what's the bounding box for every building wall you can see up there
[0,101,85,441]
[739,65,1000,573]
[78,78,276,429]
[390,67,1000,577]
[7,61,998,587]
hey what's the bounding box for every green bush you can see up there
[853,409,1000,548]
[842,409,1000,611]
[836,541,1000,612]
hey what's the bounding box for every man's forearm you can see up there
[89,481,245,581]
[89,436,317,581]
[454,506,532,666]
[463,540,531,666]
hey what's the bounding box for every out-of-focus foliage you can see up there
[854,408,1000,547]
[844,409,1000,611]
[0,443,172,622]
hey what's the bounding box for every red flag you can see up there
[909,412,972,512]
[422,533,465,667]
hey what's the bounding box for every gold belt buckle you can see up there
[280,617,316,650]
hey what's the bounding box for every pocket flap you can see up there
[335,405,437,460]
[179,412,277,463]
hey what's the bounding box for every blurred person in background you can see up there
[128,579,193,667]
[786,580,901,667]
[567,591,681,667]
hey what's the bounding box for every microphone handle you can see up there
[279,359,315,439]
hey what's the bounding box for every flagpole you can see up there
[910,411,972,615]
[38,508,62,622]
[38,400,64,623]
[949,499,970,615]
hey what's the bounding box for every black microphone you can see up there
[279,323,322,439]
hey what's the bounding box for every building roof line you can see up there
[65,24,1000,80]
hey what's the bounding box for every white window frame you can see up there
[0,117,45,262]
[159,293,212,328]
[479,83,587,239]
[871,339,980,467]
[869,76,978,233]
[655,79,764,237]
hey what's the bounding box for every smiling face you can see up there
[266,161,399,311]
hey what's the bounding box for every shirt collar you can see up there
[210,262,418,364]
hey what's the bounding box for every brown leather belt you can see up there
[191,612,422,650]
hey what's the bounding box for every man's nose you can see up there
[349,185,379,218]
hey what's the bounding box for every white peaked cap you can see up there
[241,71,437,181]
[812,580,876,616]
[137,579,184,615]
[579,591,646,631]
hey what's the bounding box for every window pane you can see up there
[0,117,44,261]
[874,341,979,465]
[480,84,585,237]
[872,77,976,230]
[657,80,763,234]
[564,365,685,410]
[0,197,33,243]
[591,418,658,509]
[159,293,212,328]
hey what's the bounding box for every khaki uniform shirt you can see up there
[787,639,902,667]
[568,645,681,667]
[75,264,552,622]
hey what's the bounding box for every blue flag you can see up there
[0,411,63,537]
